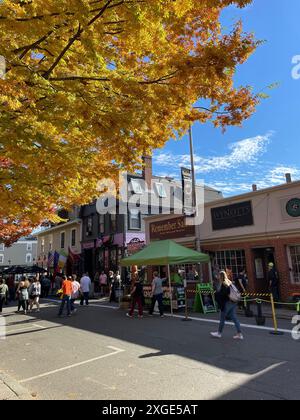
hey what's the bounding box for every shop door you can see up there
[84,249,94,277]
[252,248,275,293]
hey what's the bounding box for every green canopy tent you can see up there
[120,239,210,314]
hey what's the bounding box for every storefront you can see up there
[145,181,300,302]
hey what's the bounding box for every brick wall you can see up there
[202,236,300,302]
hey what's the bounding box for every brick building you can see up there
[145,177,300,302]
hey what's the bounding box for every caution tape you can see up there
[185,289,300,309]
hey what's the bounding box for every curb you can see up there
[0,373,35,400]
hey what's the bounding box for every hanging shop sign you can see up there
[211,200,254,231]
[286,198,300,218]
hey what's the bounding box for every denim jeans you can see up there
[149,293,164,316]
[70,299,76,312]
[218,302,242,334]
[80,292,89,306]
[58,295,71,316]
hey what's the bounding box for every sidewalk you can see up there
[0,373,35,400]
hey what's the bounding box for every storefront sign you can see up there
[143,285,185,310]
[211,201,254,231]
[150,216,195,241]
[286,198,300,218]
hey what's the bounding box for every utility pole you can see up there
[188,125,201,254]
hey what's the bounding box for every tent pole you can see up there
[168,265,173,316]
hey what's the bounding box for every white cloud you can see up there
[154,132,272,174]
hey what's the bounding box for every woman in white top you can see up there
[29,277,41,313]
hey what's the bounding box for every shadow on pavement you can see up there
[2,297,300,400]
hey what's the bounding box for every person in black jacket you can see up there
[268,263,280,302]
[211,271,243,340]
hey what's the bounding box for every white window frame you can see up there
[0,244,4,252]
[129,209,141,230]
[26,253,32,264]
[155,182,167,198]
[49,235,53,252]
[60,231,66,249]
[71,228,76,248]
[0,254,4,264]
[41,238,45,254]
[288,245,300,285]
[27,243,32,251]
[131,179,144,195]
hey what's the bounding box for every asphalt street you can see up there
[0,299,299,400]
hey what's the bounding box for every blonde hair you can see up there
[219,270,232,287]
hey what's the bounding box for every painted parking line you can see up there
[167,313,293,335]
[20,346,125,383]
[6,323,46,335]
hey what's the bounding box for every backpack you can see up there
[229,284,241,303]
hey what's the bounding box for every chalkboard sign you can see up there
[211,200,254,230]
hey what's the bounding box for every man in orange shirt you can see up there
[58,276,73,317]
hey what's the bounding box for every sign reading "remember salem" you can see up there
[211,201,254,231]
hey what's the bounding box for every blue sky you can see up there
[153,0,300,196]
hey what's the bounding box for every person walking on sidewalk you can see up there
[58,276,73,317]
[211,271,243,340]
[71,275,81,313]
[127,278,144,319]
[80,273,91,306]
[0,279,9,313]
[99,271,107,297]
[149,271,164,318]
[28,277,41,313]
[17,279,29,315]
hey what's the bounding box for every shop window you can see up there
[0,254,4,264]
[0,244,4,252]
[289,246,300,284]
[110,248,117,269]
[27,243,32,251]
[26,254,32,264]
[213,250,246,280]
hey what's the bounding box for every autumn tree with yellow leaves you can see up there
[0,0,259,244]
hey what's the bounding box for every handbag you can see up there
[229,284,241,303]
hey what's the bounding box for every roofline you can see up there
[204,180,300,208]
[35,219,81,236]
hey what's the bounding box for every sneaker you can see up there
[160,315,164,318]
[210,332,222,339]
[233,334,244,340]
[126,313,133,318]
